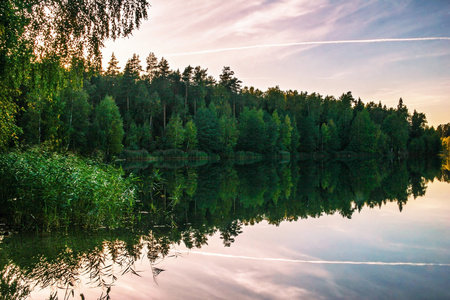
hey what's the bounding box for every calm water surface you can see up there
[2,159,449,299]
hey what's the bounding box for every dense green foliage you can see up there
[138,157,444,233]
[0,0,150,151]
[3,50,442,158]
[0,149,137,230]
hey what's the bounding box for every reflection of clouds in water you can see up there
[173,250,450,267]
[232,270,315,299]
[146,252,318,300]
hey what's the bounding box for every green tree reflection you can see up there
[0,157,446,299]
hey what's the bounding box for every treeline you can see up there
[4,52,443,159]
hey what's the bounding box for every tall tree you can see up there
[263,86,285,114]
[290,118,300,152]
[184,119,198,151]
[219,66,242,93]
[165,114,185,149]
[337,91,354,149]
[320,123,331,152]
[145,52,158,82]
[92,96,124,159]
[409,110,427,139]
[382,112,408,152]
[191,66,209,116]
[119,54,143,113]
[193,66,208,84]
[106,53,121,76]
[280,115,293,151]
[347,109,378,153]
[219,115,238,157]
[237,108,266,153]
[219,66,241,116]
[298,115,318,152]
[153,57,172,129]
[182,65,194,120]
[437,123,450,138]
[156,57,171,79]
[62,87,91,153]
[195,107,222,153]
[327,119,340,152]
[123,54,143,78]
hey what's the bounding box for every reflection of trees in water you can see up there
[220,220,243,247]
[123,157,445,252]
[146,157,443,233]
[0,231,173,299]
[1,157,446,299]
[440,156,450,182]
[0,263,31,300]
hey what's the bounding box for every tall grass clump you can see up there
[0,149,138,231]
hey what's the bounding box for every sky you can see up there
[103,0,450,126]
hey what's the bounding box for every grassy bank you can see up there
[0,149,138,231]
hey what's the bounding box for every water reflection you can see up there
[0,157,447,299]
[0,231,174,299]
[139,157,443,232]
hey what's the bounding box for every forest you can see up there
[1,51,445,159]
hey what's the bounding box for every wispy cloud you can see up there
[166,37,450,56]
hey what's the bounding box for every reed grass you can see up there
[0,149,138,231]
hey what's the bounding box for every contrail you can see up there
[171,250,450,267]
[166,37,450,57]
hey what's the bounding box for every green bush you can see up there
[0,149,137,231]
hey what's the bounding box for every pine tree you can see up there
[145,52,158,81]
[106,53,120,76]
[123,54,143,78]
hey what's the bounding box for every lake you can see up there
[1,158,449,299]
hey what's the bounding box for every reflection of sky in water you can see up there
[32,181,450,299]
